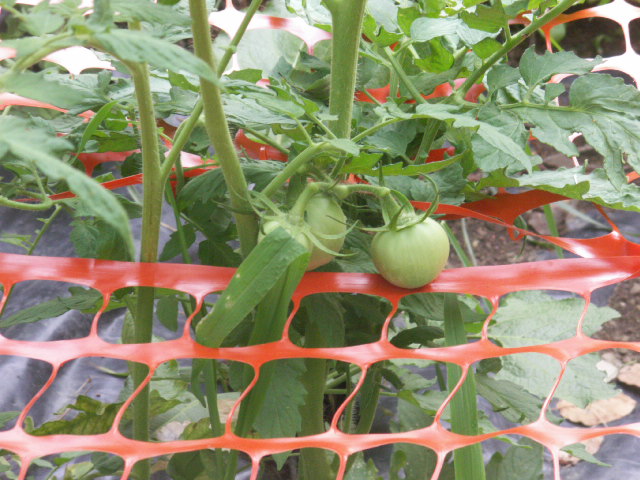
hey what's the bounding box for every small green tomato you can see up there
[371,217,449,289]
[304,194,347,270]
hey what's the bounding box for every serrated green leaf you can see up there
[487,64,521,92]
[23,10,65,36]
[490,291,620,407]
[519,47,599,88]
[513,168,640,212]
[253,359,306,439]
[544,82,566,103]
[390,325,444,348]
[327,138,360,156]
[159,226,196,262]
[473,37,502,60]
[2,71,104,110]
[0,117,134,258]
[476,374,545,424]
[471,104,536,172]
[562,443,610,467]
[29,396,121,435]
[0,287,101,328]
[110,0,191,25]
[410,17,459,42]
[416,38,454,73]
[93,30,217,84]
[492,438,543,480]
[415,104,535,172]
[461,5,508,33]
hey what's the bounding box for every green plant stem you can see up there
[543,204,564,258]
[161,0,264,186]
[325,0,368,139]
[442,222,473,267]
[261,142,338,198]
[444,294,485,480]
[203,359,226,477]
[384,47,426,105]
[0,194,52,211]
[458,0,582,98]
[189,0,259,257]
[218,0,264,76]
[123,23,165,477]
[27,205,61,254]
[299,321,332,480]
[460,218,479,266]
[241,125,289,155]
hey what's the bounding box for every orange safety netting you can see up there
[0,0,640,479]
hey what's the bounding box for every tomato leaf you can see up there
[509,74,640,187]
[415,104,536,173]
[0,117,135,258]
[93,30,218,84]
[490,291,619,407]
[519,47,600,88]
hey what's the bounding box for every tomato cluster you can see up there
[260,191,449,288]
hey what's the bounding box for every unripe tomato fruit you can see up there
[259,194,347,271]
[304,194,347,270]
[259,219,311,251]
[371,217,449,289]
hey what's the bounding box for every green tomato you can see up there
[304,194,347,270]
[371,217,449,289]
[259,218,311,251]
[259,194,347,271]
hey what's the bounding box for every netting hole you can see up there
[488,352,561,421]
[548,348,637,427]
[392,293,489,349]
[592,285,640,343]
[137,449,251,479]
[559,434,640,476]
[27,357,130,435]
[234,359,356,439]
[484,436,547,478]
[0,451,21,479]
[0,356,52,431]
[118,358,252,441]
[488,290,593,348]
[258,449,339,479]
[291,293,393,348]
[0,280,102,341]
[189,290,295,346]
[472,357,548,430]
[337,359,446,435]
[26,451,124,479]
[347,445,440,478]
[549,18,626,58]
[98,287,195,344]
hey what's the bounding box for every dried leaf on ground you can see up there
[617,363,640,388]
[556,393,636,426]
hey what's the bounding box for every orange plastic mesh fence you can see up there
[0,1,640,479]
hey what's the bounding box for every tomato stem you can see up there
[189,0,259,257]
[325,0,368,139]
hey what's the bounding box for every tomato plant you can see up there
[0,0,639,479]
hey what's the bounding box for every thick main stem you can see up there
[128,57,164,480]
[189,0,258,257]
[326,0,368,139]
[444,294,485,480]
